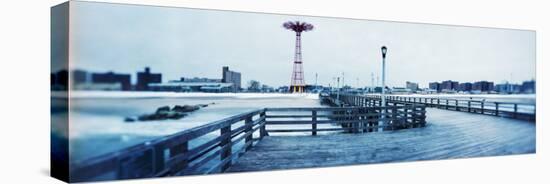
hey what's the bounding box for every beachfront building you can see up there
[495,82,522,94]
[222,66,241,92]
[391,87,412,94]
[458,82,473,93]
[521,80,536,93]
[472,81,494,94]
[91,72,132,91]
[440,80,459,92]
[149,81,234,93]
[406,81,419,92]
[136,67,162,91]
[429,82,441,92]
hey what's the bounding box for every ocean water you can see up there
[56,92,327,163]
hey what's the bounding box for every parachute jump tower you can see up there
[283,21,314,93]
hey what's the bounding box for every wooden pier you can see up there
[331,93,536,121]
[70,105,425,182]
[228,108,535,172]
[70,93,535,182]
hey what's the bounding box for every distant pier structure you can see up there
[283,21,314,93]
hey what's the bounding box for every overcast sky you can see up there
[62,1,536,88]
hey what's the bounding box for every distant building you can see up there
[440,80,459,91]
[91,72,131,91]
[420,88,438,94]
[51,70,68,91]
[73,83,123,91]
[222,66,241,92]
[374,86,384,93]
[179,77,221,83]
[149,82,233,93]
[391,87,411,94]
[495,82,521,94]
[277,86,290,93]
[458,82,472,92]
[406,81,419,92]
[472,81,494,93]
[521,80,536,93]
[305,84,323,93]
[429,82,441,92]
[136,67,162,91]
[160,66,241,93]
[261,85,275,93]
[72,69,89,86]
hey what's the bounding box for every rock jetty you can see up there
[124,103,214,122]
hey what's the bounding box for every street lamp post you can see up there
[380,46,387,131]
[381,46,387,107]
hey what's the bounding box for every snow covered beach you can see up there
[54,92,323,162]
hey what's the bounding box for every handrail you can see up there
[265,106,426,134]
[70,109,267,182]
[326,93,535,121]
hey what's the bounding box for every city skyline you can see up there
[54,1,536,88]
[55,66,535,91]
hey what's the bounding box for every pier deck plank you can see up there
[227,108,535,172]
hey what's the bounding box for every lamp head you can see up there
[381,46,387,58]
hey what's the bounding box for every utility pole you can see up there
[315,73,318,91]
[342,72,345,89]
[336,77,340,103]
[370,72,376,92]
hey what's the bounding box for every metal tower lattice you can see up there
[283,21,313,93]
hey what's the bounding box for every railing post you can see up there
[153,144,166,175]
[312,110,317,136]
[445,99,449,109]
[467,101,471,112]
[220,124,232,172]
[481,101,485,114]
[437,98,440,108]
[260,111,267,138]
[420,106,426,127]
[352,109,359,133]
[404,107,409,128]
[495,102,499,116]
[513,104,518,118]
[245,115,253,151]
[391,105,397,130]
[170,141,188,174]
[455,100,459,111]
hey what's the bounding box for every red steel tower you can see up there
[283,21,314,93]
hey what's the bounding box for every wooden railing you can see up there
[70,105,427,182]
[70,109,267,182]
[326,93,535,121]
[265,106,426,134]
[381,95,534,121]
